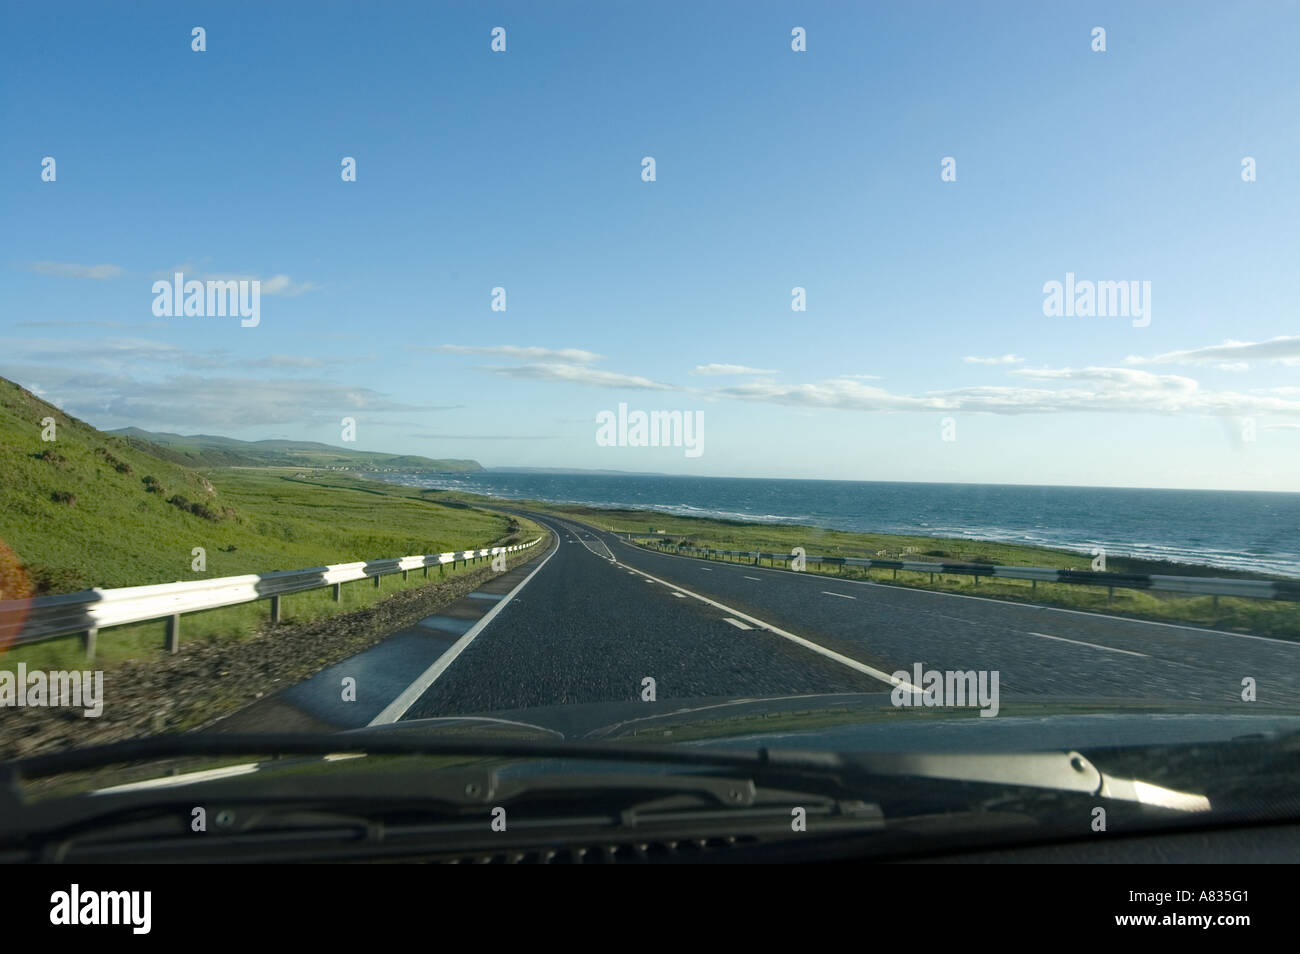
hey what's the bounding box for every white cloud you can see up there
[29,262,124,280]
[423,344,605,363]
[717,366,1300,417]
[155,264,316,297]
[0,366,444,430]
[0,337,360,373]
[1124,336,1300,368]
[1008,366,1200,391]
[691,363,780,376]
[258,274,317,297]
[963,354,1024,365]
[481,362,679,391]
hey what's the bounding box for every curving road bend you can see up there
[389,510,1300,722]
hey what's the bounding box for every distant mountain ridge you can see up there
[107,427,483,473]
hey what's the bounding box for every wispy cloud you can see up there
[1124,336,1300,368]
[0,366,446,430]
[413,340,1300,420]
[156,264,317,297]
[422,344,605,363]
[481,362,679,391]
[691,363,780,376]
[0,337,359,373]
[717,367,1300,417]
[257,274,317,297]
[28,262,124,280]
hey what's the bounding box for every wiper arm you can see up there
[841,751,1211,812]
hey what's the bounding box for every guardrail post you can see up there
[439,563,445,577]
[423,565,428,578]
[1031,579,1036,593]
[893,568,898,580]
[402,569,409,581]
[83,626,97,661]
[166,614,180,653]
[374,574,381,588]
[333,582,341,601]
[1107,586,1114,605]
[270,594,281,625]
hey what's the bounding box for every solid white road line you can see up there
[614,559,917,691]
[723,618,753,630]
[368,529,560,726]
[671,592,686,598]
[1027,631,1149,657]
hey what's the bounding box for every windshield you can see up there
[0,0,1297,893]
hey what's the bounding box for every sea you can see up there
[370,471,1300,578]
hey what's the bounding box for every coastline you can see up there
[414,487,1295,583]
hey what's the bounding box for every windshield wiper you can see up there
[0,732,1233,863]
[3,731,1213,815]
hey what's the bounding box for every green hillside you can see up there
[108,427,482,473]
[0,377,514,597]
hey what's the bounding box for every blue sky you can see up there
[2,1,1298,490]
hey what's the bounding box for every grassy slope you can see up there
[0,378,518,594]
[0,378,547,668]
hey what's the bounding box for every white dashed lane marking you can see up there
[1027,631,1149,658]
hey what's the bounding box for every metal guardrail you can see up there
[0,537,544,659]
[630,539,1300,603]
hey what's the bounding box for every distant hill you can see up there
[107,427,482,473]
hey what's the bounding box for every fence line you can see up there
[627,537,1300,603]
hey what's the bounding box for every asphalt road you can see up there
[395,511,1300,721]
